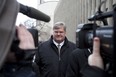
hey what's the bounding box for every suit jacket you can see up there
[35,36,77,77]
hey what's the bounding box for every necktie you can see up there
[57,44,61,60]
[57,44,61,53]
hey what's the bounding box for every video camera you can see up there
[76,1,116,76]
[76,23,113,61]
[0,0,50,76]
[76,1,115,62]
[9,2,51,62]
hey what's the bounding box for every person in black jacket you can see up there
[35,22,77,77]
[66,37,109,77]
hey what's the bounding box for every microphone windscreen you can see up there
[30,7,51,22]
[19,3,50,22]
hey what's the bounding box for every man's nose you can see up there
[57,32,60,35]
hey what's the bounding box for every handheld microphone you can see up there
[19,3,50,22]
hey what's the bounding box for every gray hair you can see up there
[53,22,66,31]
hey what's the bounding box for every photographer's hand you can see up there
[88,37,104,69]
[16,24,35,49]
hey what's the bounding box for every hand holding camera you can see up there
[88,37,104,70]
[16,24,35,49]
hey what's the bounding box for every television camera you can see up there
[10,2,51,63]
[0,0,50,69]
[76,1,115,62]
[76,1,116,76]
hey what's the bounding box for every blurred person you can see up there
[66,37,109,77]
[35,22,77,77]
[0,24,38,77]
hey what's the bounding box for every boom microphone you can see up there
[19,3,50,22]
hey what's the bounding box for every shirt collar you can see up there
[53,40,64,47]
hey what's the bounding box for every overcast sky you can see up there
[17,0,37,8]
[17,0,59,8]
[16,0,37,25]
[16,0,59,25]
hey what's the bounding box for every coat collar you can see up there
[50,36,69,47]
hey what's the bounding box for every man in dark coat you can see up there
[35,22,77,77]
[66,37,109,77]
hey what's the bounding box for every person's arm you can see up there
[66,48,90,77]
[66,50,80,77]
[7,24,36,62]
[81,37,108,77]
[16,24,37,61]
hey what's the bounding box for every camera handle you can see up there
[88,0,109,25]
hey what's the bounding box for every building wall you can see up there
[54,0,115,43]
[36,1,59,42]
[54,0,78,43]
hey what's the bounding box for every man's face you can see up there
[53,26,66,43]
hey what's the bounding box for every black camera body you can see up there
[76,23,113,61]
[76,3,116,76]
[27,29,38,47]
[76,2,116,63]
